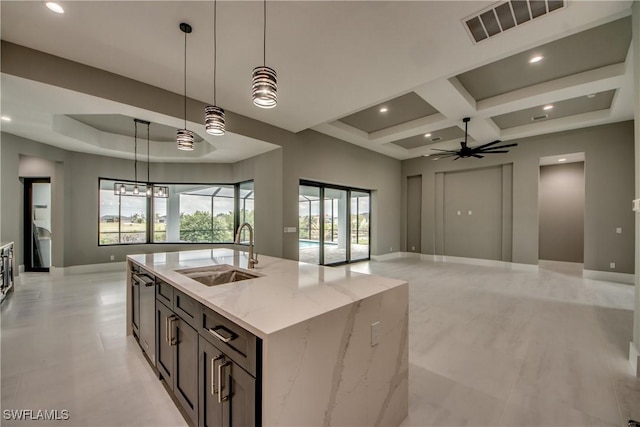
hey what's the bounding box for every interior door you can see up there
[23,178,52,271]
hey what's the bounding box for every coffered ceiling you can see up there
[0,1,635,162]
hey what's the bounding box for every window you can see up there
[99,180,147,245]
[238,181,255,243]
[99,179,254,246]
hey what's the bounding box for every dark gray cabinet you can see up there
[131,259,261,427]
[156,298,199,426]
[199,336,256,427]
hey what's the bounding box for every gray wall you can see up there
[406,175,422,253]
[539,162,585,263]
[1,42,402,266]
[402,121,635,273]
[1,127,401,268]
[632,1,640,363]
[439,165,506,261]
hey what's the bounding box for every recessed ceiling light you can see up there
[423,154,431,157]
[587,93,596,98]
[45,2,64,14]
[558,158,567,162]
[424,133,432,138]
[379,107,388,113]
[543,105,554,111]
[1,116,11,122]
[529,55,543,64]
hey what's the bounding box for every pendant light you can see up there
[141,119,169,199]
[177,23,195,150]
[252,0,277,108]
[204,0,225,135]
[114,119,143,196]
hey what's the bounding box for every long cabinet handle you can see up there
[211,355,224,396]
[207,326,236,343]
[168,316,177,346]
[165,316,170,343]
[217,361,230,403]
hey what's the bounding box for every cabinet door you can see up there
[199,337,224,427]
[131,277,140,337]
[156,301,175,389]
[222,360,256,427]
[175,318,199,426]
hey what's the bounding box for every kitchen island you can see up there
[126,248,408,426]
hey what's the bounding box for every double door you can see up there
[157,301,199,426]
[198,336,256,427]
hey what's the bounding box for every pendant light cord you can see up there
[263,0,266,66]
[146,122,150,183]
[134,120,138,183]
[213,0,217,104]
[184,29,187,129]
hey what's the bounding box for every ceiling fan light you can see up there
[132,185,139,195]
[177,129,195,151]
[252,66,277,108]
[205,105,226,135]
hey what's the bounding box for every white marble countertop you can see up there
[128,249,406,339]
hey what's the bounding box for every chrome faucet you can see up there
[235,223,258,269]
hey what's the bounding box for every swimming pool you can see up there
[298,240,338,248]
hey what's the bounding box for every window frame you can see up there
[98,177,254,246]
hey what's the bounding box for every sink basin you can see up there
[176,264,260,286]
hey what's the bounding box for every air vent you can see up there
[431,137,443,142]
[531,114,548,121]
[463,0,566,43]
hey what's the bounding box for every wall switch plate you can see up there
[468,210,473,215]
[610,262,616,269]
[457,211,461,216]
[633,199,640,212]
[283,227,297,233]
[110,255,115,261]
[371,321,380,347]
[616,227,622,234]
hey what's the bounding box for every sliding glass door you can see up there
[299,181,370,266]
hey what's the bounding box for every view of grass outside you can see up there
[99,180,253,245]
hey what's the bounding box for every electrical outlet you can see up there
[616,227,622,234]
[389,247,393,252]
[110,255,115,261]
[411,246,415,251]
[468,210,473,215]
[457,210,461,216]
[371,321,380,347]
[610,262,616,269]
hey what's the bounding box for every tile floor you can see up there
[1,258,639,426]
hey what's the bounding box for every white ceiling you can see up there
[0,1,635,162]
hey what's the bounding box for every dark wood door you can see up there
[222,360,256,427]
[199,337,224,427]
[174,318,199,426]
[156,301,174,389]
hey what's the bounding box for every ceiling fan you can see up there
[429,117,517,160]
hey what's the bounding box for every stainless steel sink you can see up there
[176,264,260,286]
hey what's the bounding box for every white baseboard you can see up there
[372,252,539,271]
[50,261,126,276]
[433,255,538,272]
[583,269,635,285]
[630,342,640,377]
[370,252,403,261]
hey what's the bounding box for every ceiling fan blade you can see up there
[473,140,502,150]
[430,148,459,152]
[452,156,461,161]
[472,154,484,158]
[478,150,509,154]
[478,143,518,150]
